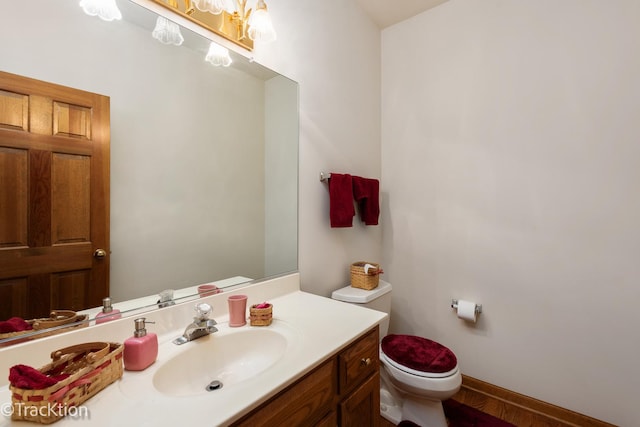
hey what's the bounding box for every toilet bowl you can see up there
[380,334,461,426]
[331,281,461,427]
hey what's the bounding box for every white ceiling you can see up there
[353,0,450,28]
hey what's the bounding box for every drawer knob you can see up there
[360,357,372,367]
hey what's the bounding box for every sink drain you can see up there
[206,380,223,391]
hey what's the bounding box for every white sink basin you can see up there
[152,325,294,397]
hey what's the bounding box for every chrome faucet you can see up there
[157,289,175,308]
[173,303,218,345]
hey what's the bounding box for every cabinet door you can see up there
[339,372,380,427]
[232,358,337,427]
[315,410,337,427]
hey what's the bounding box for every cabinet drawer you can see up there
[338,325,379,395]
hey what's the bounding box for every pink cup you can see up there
[198,284,220,298]
[228,295,248,327]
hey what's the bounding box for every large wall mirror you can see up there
[0,0,298,342]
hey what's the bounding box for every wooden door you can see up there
[0,71,110,319]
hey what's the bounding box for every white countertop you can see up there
[0,276,386,426]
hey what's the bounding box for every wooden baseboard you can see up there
[454,375,615,427]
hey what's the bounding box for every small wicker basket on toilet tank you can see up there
[350,261,382,290]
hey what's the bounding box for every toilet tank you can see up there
[331,280,392,337]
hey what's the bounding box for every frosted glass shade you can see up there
[79,0,122,21]
[192,0,230,15]
[247,4,276,42]
[152,17,184,46]
[205,42,232,67]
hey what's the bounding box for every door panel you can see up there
[0,278,27,319]
[52,153,91,244]
[51,270,91,311]
[0,89,29,131]
[0,71,110,319]
[53,102,92,139]
[0,147,28,247]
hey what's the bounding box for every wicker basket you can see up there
[250,304,273,326]
[10,341,123,424]
[350,261,381,290]
[0,311,89,346]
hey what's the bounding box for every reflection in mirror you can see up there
[0,0,298,344]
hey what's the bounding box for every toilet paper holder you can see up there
[451,299,482,314]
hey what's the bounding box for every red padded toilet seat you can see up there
[381,334,457,374]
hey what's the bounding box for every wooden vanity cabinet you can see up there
[232,325,380,427]
[338,326,380,427]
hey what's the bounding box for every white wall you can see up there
[381,1,640,425]
[252,0,383,296]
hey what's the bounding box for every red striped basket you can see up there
[10,342,123,424]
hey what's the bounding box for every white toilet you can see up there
[332,280,461,427]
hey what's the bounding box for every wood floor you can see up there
[378,375,615,427]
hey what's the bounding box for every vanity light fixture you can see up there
[79,0,122,21]
[150,0,277,51]
[246,0,276,42]
[152,16,185,46]
[205,42,232,67]
[192,0,230,15]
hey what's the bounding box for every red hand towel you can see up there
[352,176,380,225]
[328,173,355,227]
[9,364,69,390]
[0,317,33,333]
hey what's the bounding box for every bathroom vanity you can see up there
[232,326,380,426]
[0,273,386,426]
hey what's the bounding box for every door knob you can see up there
[94,249,107,259]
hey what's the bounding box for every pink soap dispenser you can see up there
[124,318,158,371]
[95,297,121,324]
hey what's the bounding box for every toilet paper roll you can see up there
[457,300,478,323]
